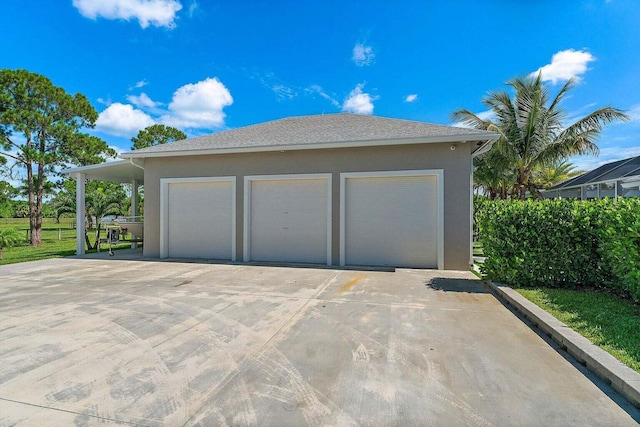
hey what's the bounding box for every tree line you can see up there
[0,69,185,246]
[0,68,629,248]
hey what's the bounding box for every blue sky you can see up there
[2,0,640,173]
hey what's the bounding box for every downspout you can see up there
[471,138,498,159]
[129,158,145,171]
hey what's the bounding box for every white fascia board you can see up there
[62,159,131,174]
[120,134,500,159]
[62,159,145,184]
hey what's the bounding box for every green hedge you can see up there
[476,198,640,301]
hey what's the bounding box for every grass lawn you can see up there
[472,241,483,257]
[0,217,134,265]
[516,287,640,373]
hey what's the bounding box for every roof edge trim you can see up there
[120,133,500,159]
[62,159,134,175]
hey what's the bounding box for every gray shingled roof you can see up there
[121,113,497,158]
[548,155,640,190]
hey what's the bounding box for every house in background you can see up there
[65,113,498,270]
[544,155,640,200]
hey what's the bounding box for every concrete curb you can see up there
[487,281,640,409]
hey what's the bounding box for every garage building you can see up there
[67,113,497,270]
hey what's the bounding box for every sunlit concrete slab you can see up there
[0,259,638,426]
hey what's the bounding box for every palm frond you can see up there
[452,72,627,199]
[548,78,577,113]
[450,109,492,130]
[560,107,629,138]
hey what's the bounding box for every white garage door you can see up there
[341,171,442,268]
[245,175,331,264]
[162,178,235,260]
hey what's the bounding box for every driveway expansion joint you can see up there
[487,281,640,409]
[0,396,150,426]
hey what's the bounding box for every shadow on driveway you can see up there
[426,277,491,293]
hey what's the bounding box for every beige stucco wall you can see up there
[142,142,473,270]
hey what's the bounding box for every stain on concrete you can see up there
[352,343,370,362]
[338,274,366,294]
[0,259,638,426]
[52,383,91,403]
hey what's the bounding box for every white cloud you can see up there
[271,84,296,101]
[135,80,148,88]
[352,43,375,67]
[476,110,494,121]
[251,71,298,101]
[306,85,340,107]
[530,49,595,84]
[187,0,198,17]
[405,94,418,103]
[126,92,162,109]
[161,77,233,128]
[342,84,376,115]
[95,103,155,137]
[72,0,183,29]
[628,104,640,121]
[96,77,233,136]
[105,145,126,162]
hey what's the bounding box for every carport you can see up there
[64,159,144,255]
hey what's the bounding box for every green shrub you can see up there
[595,198,640,300]
[0,228,23,260]
[476,198,640,301]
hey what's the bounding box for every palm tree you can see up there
[473,147,516,199]
[0,228,22,260]
[52,179,127,249]
[53,179,126,228]
[452,74,628,199]
[532,160,583,190]
[52,182,77,223]
[85,183,125,225]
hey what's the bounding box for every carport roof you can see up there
[63,160,144,184]
[120,113,499,158]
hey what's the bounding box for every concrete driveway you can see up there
[0,258,637,426]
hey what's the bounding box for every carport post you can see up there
[73,172,86,256]
[131,179,138,249]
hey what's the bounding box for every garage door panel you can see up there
[344,174,438,268]
[249,178,329,264]
[167,181,233,259]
